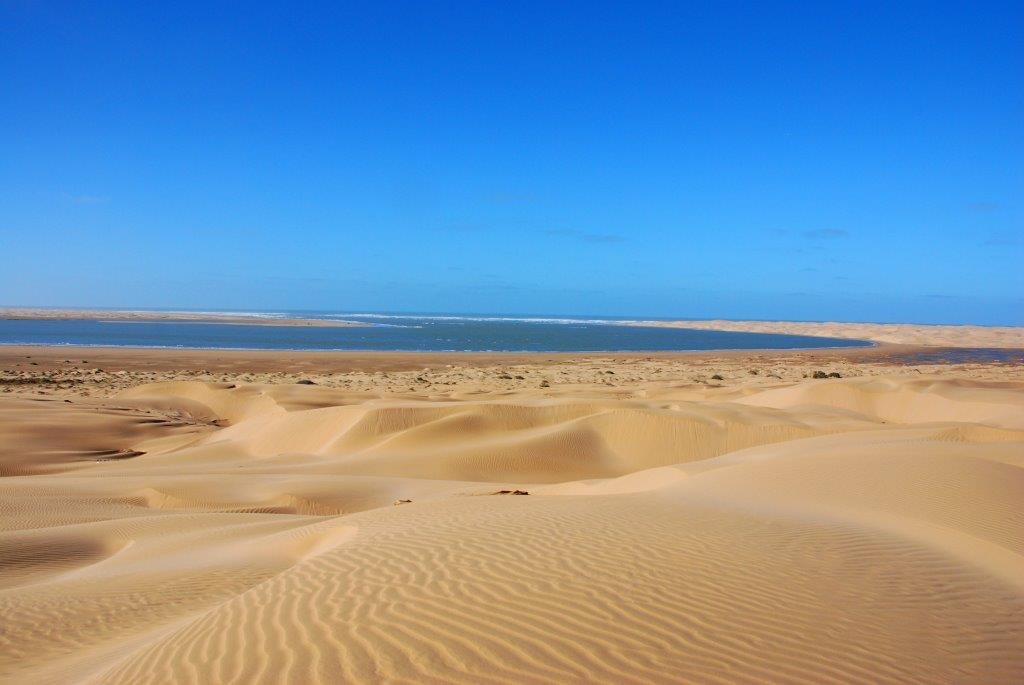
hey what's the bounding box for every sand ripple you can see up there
[1,375,1022,683]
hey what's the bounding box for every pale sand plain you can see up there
[2,338,1024,683]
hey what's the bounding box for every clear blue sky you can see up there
[1,2,1021,324]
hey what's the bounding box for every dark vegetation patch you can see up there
[0,377,84,386]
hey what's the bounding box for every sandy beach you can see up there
[2,342,1023,683]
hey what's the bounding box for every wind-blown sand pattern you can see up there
[2,346,1023,683]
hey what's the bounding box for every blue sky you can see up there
[1,1,1021,324]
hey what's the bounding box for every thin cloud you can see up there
[64,193,109,205]
[261,275,332,285]
[802,228,848,240]
[443,222,489,233]
[483,191,539,206]
[582,233,626,244]
[967,202,1000,213]
[544,229,626,244]
[983,234,1022,247]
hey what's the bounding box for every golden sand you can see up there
[1,344,1023,683]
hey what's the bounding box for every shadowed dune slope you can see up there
[118,382,874,482]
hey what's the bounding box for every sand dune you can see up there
[2,361,1023,683]
[736,376,1024,429]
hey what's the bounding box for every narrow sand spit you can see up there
[627,318,1024,348]
[1,348,1023,683]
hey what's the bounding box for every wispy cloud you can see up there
[983,234,1022,247]
[483,191,539,206]
[438,222,625,244]
[261,275,332,284]
[443,222,489,233]
[967,202,1001,213]
[544,228,625,244]
[63,193,109,205]
[802,228,848,240]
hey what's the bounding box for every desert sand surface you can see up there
[2,345,1024,683]
[628,318,1024,348]
[0,308,366,327]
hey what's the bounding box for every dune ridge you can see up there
[1,357,1023,683]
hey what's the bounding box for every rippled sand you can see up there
[2,346,1023,683]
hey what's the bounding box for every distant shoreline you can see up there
[0,308,368,328]
[1,341,1012,373]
